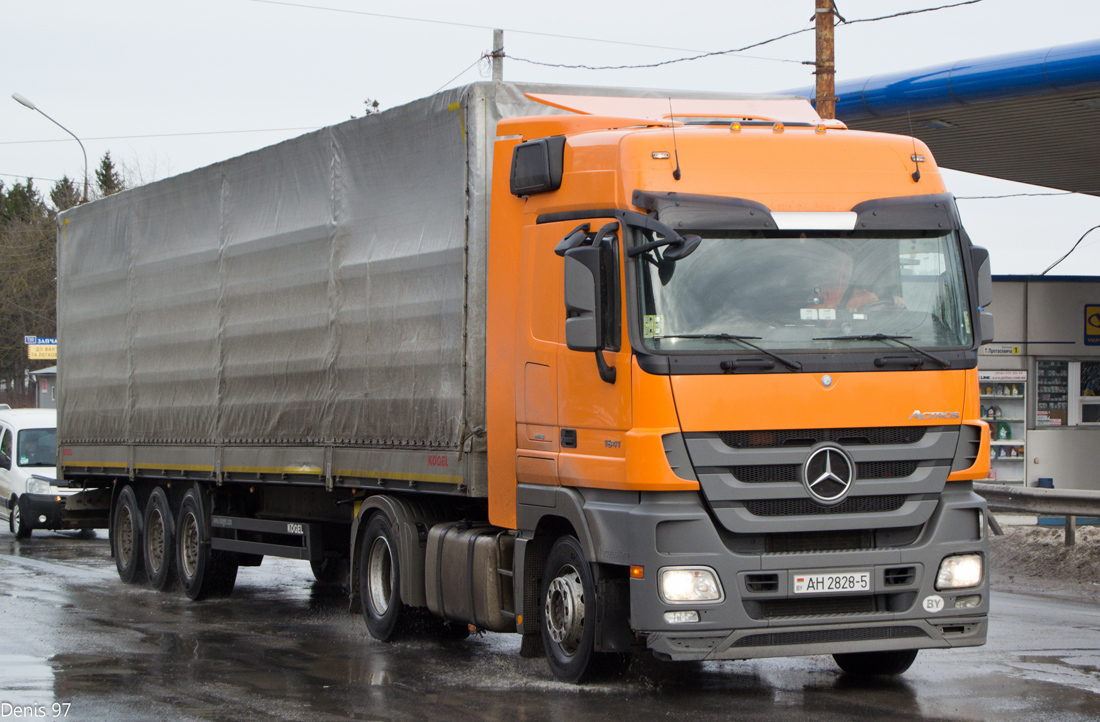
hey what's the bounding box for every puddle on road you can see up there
[0,654,55,708]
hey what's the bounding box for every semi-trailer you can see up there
[57,81,993,683]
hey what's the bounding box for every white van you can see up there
[0,408,84,538]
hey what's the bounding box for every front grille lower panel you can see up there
[743,495,907,517]
[719,426,927,450]
[730,460,920,483]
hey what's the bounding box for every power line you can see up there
[0,173,62,183]
[1041,224,1100,275]
[841,0,985,26]
[0,127,321,147]
[434,55,490,95]
[509,27,813,72]
[509,0,986,72]
[245,0,802,63]
[957,191,1094,199]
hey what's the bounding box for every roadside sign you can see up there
[28,344,57,360]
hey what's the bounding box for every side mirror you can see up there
[564,246,603,352]
[0,451,10,471]
[979,311,995,345]
[971,246,993,308]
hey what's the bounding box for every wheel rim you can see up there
[366,536,393,616]
[146,508,165,574]
[544,564,586,655]
[181,511,199,579]
[11,502,20,532]
[117,505,134,565]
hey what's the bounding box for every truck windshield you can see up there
[637,230,972,353]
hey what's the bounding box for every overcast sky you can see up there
[4,0,1099,275]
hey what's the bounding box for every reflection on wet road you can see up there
[1,530,1098,721]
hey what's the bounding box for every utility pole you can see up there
[492,29,504,83]
[814,0,837,120]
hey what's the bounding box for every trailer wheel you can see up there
[143,487,177,591]
[359,513,406,641]
[11,496,31,539]
[113,486,145,583]
[833,649,919,676]
[176,487,237,600]
[540,535,600,683]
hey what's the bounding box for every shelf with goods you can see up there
[978,370,1026,485]
[1035,359,1069,427]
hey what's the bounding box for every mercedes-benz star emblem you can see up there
[802,445,855,505]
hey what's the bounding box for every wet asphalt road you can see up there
[1,529,1099,722]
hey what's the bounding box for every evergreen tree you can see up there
[0,179,56,405]
[95,151,125,197]
[50,175,82,212]
[0,179,47,224]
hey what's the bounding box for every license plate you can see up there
[793,571,871,594]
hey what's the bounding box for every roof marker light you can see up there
[815,123,827,134]
[773,122,784,134]
[651,151,670,160]
[730,122,742,133]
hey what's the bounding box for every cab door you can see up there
[514,222,564,487]
[556,218,631,489]
[0,426,14,518]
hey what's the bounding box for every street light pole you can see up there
[12,93,90,204]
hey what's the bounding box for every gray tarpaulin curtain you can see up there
[57,82,775,449]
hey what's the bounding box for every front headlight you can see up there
[26,478,52,495]
[936,553,983,590]
[659,567,724,603]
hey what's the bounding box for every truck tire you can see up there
[311,556,349,586]
[142,487,177,591]
[11,496,31,539]
[176,486,237,600]
[359,513,407,641]
[833,649,919,676]
[539,535,600,683]
[112,486,145,583]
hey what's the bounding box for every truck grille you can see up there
[719,426,926,449]
[743,495,907,517]
[686,426,956,534]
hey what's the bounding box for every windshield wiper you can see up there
[653,334,802,371]
[812,333,951,368]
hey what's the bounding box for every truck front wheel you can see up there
[113,486,145,583]
[359,513,406,641]
[540,535,600,683]
[833,649,919,676]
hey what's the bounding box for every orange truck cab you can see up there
[487,93,992,681]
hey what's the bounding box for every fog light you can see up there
[936,554,983,590]
[38,515,47,524]
[659,567,723,603]
[954,594,982,609]
[664,611,699,624]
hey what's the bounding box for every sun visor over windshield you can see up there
[631,191,776,230]
[850,193,961,231]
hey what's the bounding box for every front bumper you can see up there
[21,493,77,530]
[583,483,989,662]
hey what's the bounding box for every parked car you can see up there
[0,408,84,538]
